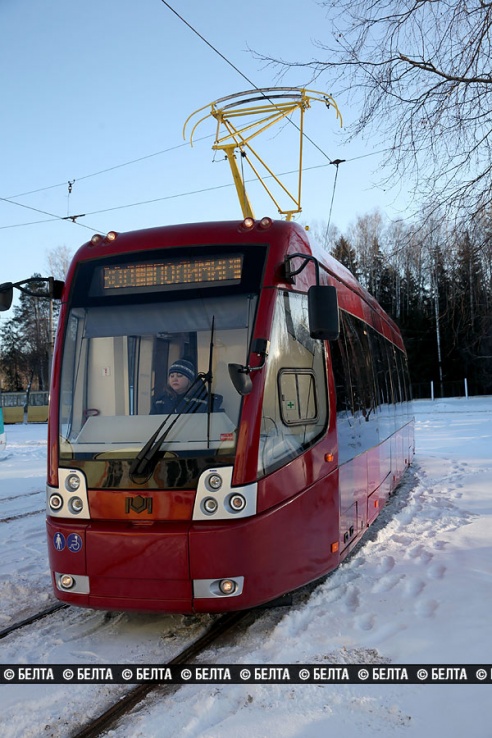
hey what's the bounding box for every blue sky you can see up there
[1,0,410,313]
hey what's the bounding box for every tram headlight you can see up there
[68,496,84,514]
[219,579,237,595]
[59,575,75,590]
[65,473,81,492]
[203,497,219,514]
[207,473,222,491]
[241,217,255,230]
[258,216,273,229]
[229,494,246,512]
[49,494,64,512]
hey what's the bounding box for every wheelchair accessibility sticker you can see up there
[53,532,83,553]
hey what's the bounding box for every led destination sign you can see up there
[102,255,243,293]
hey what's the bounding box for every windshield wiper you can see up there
[129,375,206,483]
[205,317,215,449]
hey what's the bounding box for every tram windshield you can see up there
[58,292,257,470]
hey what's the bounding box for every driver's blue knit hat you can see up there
[168,359,196,383]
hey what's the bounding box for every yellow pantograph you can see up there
[183,88,342,221]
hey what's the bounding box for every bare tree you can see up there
[45,245,73,281]
[261,1,492,220]
[347,210,386,294]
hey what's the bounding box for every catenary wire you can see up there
[0,196,98,232]
[0,150,389,231]
[3,137,214,201]
[0,161,350,229]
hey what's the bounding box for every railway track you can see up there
[0,489,45,523]
[70,609,255,738]
[2,489,43,503]
[0,602,68,640]
[0,507,44,523]
[0,594,273,738]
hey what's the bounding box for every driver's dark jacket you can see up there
[150,384,222,415]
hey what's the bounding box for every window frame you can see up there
[277,368,320,426]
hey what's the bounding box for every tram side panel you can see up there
[189,468,340,612]
[330,307,414,557]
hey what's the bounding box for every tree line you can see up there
[325,209,492,397]
[0,277,53,392]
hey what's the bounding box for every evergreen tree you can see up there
[331,235,360,279]
[0,274,52,391]
[0,321,25,391]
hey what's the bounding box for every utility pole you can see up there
[433,249,444,398]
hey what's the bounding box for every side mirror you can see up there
[0,283,13,312]
[308,285,339,340]
[228,364,253,396]
[228,338,269,396]
[50,279,65,300]
[0,277,64,310]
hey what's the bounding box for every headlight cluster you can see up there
[48,470,88,518]
[194,468,257,521]
[200,472,247,517]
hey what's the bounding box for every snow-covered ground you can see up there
[1,397,491,737]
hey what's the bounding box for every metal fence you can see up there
[411,379,488,400]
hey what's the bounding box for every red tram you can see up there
[46,217,414,613]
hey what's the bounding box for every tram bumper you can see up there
[46,519,194,613]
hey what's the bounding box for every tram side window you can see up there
[369,329,392,408]
[329,314,353,416]
[368,327,399,439]
[258,291,328,477]
[395,345,413,424]
[330,310,412,461]
[396,349,412,403]
[388,343,403,406]
[398,351,412,402]
[330,311,379,463]
[343,313,378,421]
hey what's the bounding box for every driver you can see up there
[151,358,209,415]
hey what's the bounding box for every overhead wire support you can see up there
[325,158,346,242]
[0,195,95,231]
